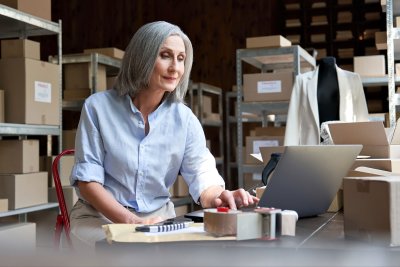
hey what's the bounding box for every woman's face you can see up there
[149,35,186,93]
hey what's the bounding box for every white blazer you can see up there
[284,66,369,145]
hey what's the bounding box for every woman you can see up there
[69,21,258,247]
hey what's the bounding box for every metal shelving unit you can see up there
[383,0,400,127]
[361,0,400,127]
[49,52,122,111]
[235,45,316,188]
[0,4,62,221]
[187,82,225,177]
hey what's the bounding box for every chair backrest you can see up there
[51,149,75,249]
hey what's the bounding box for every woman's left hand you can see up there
[213,189,259,210]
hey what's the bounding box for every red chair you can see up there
[51,149,75,249]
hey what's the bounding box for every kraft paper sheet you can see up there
[102,223,236,244]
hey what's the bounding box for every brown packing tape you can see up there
[204,211,238,237]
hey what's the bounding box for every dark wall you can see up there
[45,0,280,92]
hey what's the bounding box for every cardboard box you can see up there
[48,186,78,213]
[0,0,51,20]
[375,31,387,50]
[63,88,91,100]
[246,35,291,49]
[204,113,221,122]
[0,58,60,125]
[254,127,286,137]
[0,222,36,251]
[243,72,294,102]
[41,155,75,187]
[1,39,40,60]
[83,47,125,60]
[352,158,400,173]
[192,95,212,116]
[245,136,284,164]
[0,172,48,209]
[328,121,400,158]
[64,62,107,91]
[62,129,77,151]
[343,169,400,246]
[354,55,385,76]
[0,90,4,123]
[0,198,8,212]
[0,140,39,174]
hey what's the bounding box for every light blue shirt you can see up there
[70,89,225,213]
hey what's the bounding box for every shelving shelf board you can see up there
[0,203,59,218]
[361,75,400,87]
[0,4,60,38]
[50,53,121,69]
[62,99,86,111]
[241,101,289,115]
[0,123,60,135]
[190,83,222,95]
[237,45,316,71]
[202,120,222,127]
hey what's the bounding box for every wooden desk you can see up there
[95,212,400,266]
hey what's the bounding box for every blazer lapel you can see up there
[336,66,354,121]
[307,67,320,128]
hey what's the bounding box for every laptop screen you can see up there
[258,145,362,218]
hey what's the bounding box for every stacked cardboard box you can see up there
[63,59,107,99]
[344,168,400,246]
[354,55,386,77]
[0,0,51,21]
[0,140,47,210]
[83,47,125,60]
[243,72,294,102]
[328,120,400,214]
[40,154,77,213]
[0,39,60,125]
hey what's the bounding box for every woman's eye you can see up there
[178,55,185,62]
[161,53,170,59]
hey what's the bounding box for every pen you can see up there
[135,221,191,233]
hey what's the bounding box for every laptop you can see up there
[185,144,362,221]
[258,145,362,218]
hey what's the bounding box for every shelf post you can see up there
[387,0,396,128]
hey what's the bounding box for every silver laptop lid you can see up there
[258,145,362,218]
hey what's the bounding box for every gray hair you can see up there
[113,21,193,102]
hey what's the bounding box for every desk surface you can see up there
[96,212,400,267]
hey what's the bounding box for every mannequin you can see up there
[284,55,369,145]
[317,57,340,126]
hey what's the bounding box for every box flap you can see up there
[250,153,263,163]
[328,121,388,146]
[354,166,393,176]
[259,146,285,163]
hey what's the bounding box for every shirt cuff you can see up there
[70,162,105,185]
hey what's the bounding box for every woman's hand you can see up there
[200,185,259,210]
[214,189,259,210]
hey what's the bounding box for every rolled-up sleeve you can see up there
[180,115,225,203]
[70,99,106,186]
